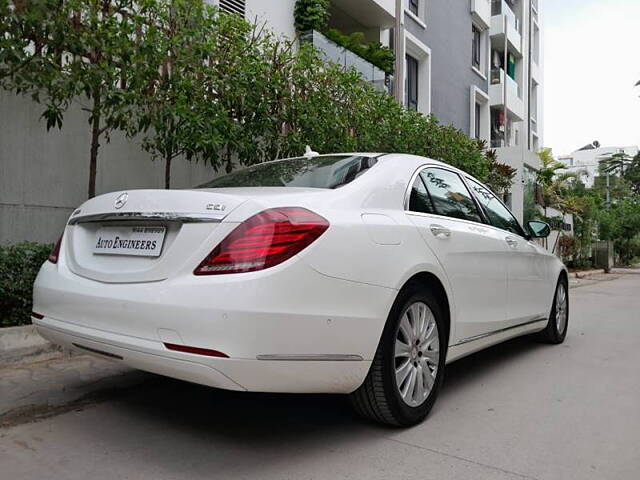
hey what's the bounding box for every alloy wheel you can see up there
[394,302,440,407]
[555,282,568,335]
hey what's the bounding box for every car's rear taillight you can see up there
[194,207,329,275]
[48,233,63,264]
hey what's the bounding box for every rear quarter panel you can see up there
[302,208,456,344]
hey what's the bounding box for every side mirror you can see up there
[527,220,551,238]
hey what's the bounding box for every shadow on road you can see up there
[99,334,550,436]
[5,335,556,478]
[441,335,549,400]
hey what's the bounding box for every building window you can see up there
[219,0,245,17]
[405,54,419,111]
[474,102,482,140]
[407,0,419,16]
[472,25,481,70]
[471,86,488,141]
[404,32,431,113]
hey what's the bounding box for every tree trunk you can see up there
[164,152,172,189]
[88,88,102,199]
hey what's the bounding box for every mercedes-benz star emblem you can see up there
[114,192,128,209]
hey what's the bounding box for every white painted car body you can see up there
[32,154,566,394]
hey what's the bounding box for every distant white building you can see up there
[558,144,639,187]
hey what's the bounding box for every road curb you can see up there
[568,269,605,279]
[0,325,61,365]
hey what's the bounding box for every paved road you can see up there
[2,272,639,479]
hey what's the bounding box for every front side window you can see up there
[418,168,483,222]
[405,54,419,111]
[467,178,525,236]
[198,155,377,189]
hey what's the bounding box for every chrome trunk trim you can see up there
[68,212,224,225]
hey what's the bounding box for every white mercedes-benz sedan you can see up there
[32,153,568,426]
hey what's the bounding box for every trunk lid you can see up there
[64,189,247,283]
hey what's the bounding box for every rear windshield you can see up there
[197,155,377,189]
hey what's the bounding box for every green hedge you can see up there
[0,242,51,327]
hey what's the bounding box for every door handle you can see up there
[505,236,518,247]
[430,224,451,238]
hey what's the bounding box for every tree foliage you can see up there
[293,0,330,33]
[1,0,512,195]
[533,148,640,266]
[0,0,60,87]
[622,152,640,194]
[1,0,158,198]
[323,29,394,74]
[563,167,640,266]
[535,148,580,215]
[0,242,52,327]
[129,0,226,188]
[484,148,516,196]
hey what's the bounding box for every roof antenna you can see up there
[304,145,319,158]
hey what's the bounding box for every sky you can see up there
[542,0,640,155]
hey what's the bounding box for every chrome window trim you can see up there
[403,164,489,225]
[68,212,224,225]
[464,176,529,240]
[405,210,489,229]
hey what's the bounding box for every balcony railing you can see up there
[490,121,518,148]
[301,30,391,93]
[490,68,520,99]
[491,0,520,32]
[471,0,492,29]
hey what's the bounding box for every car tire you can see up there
[538,276,569,344]
[349,283,447,427]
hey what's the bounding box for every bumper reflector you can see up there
[164,343,229,358]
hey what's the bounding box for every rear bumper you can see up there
[33,258,395,393]
[35,316,371,393]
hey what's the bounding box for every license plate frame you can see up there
[93,225,167,257]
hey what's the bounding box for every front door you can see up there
[465,178,549,322]
[406,167,510,343]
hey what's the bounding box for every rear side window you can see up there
[467,178,526,236]
[197,155,377,189]
[409,174,435,214]
[416,168,483,223]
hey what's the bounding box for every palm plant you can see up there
[536,148,579,215]
[623,153,640,194]
[536,148,566,188]
[546,172,581,214]
[599,152,633,176]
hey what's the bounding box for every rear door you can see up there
[465,178,549,322]
[406,167,510,342]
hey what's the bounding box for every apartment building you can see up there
[401,0,543,222]
[235,0,543,222]
[558,144,640,188]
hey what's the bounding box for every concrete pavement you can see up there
[1,271,639,479]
